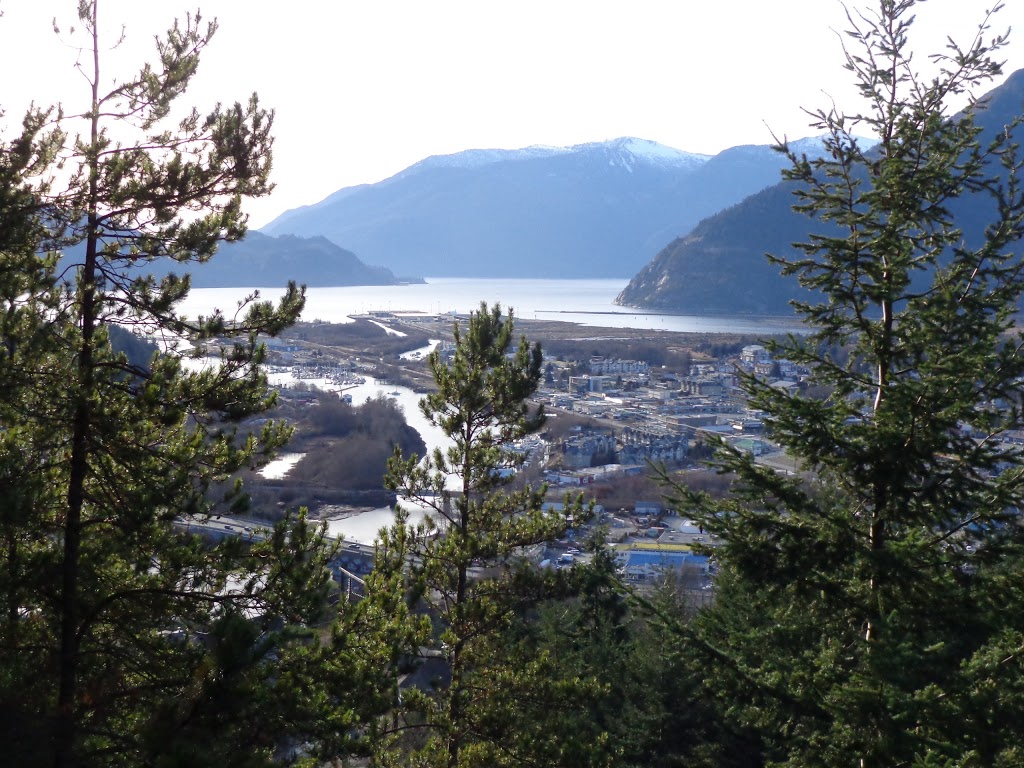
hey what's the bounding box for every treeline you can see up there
[107,325,160,370]
[281,393,425,490]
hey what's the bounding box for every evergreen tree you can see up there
[0,4,389,765]
[668,2,1024,765]
[0,104,71,761]
[378,302,588,767]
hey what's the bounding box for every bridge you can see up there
[176,514,372,600]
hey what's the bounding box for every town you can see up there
[228,310,817,596]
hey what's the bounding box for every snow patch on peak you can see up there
[401,145,570,176]
[577,137,711,170]
[620,137,711,167]
[388,136,714,183]
[785,133,880,156]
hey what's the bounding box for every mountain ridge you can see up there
[261,135,832,279]
[56,231,409,290]
[616,69,1024,315]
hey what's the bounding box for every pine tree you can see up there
[378,302,588,767]
[0,104,72,761]
[0,4,387,765]
[668,2,1024,765]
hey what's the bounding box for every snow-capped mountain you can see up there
[396,145,572,175]
[577,136,712,172]
[394,137,708,179]
[262,136,827,279]
[616,71,1023,315]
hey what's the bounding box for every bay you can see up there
[179,278,806,335]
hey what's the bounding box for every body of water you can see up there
[258,452,305,480]
[180,278,806,335]
[195,277,806,543]
[263,370,446,544]
[325,502,433,545]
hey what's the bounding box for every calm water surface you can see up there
[180,278,806,335]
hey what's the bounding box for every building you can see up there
[568,374,613,393]
[680,376,724,397]
[615,547,710,583]
[740,345,772,365]
[589,356,650,376]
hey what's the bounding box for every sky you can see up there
[2,0,1023,228]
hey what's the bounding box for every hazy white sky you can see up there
[2,0,1023,228]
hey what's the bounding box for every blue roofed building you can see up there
[615,547,710,583]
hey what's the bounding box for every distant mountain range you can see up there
[191,232,407,287]
[57,231,408,289]
[261,136,835,279]
[616,69,1024,315]
[135,67,1020,308]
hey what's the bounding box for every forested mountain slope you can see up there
[617,68,1024,314]
[261,137,829,279]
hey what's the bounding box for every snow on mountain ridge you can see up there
[398,137,714,178]
[399,145,570,176]
[574,137,712,170]
[289,134,873,216]
[785,133,880,155]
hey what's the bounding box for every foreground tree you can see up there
[670,2,1024,766]
[0,4,396,766]
[379,303,589,767]
[0,104,71,760]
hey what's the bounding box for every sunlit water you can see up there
[179,278,806,334]
[263,370,447,544]
[325,500,436,545]
[258,452,306,479]
[180,278,807,543]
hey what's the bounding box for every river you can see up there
[263,369,445,544]
[195,277,805,543]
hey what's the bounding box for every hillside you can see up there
[188,232,408,287]
[56,231,409,289]
[617,69,1024,315]
[616,181,819,315]
[262,137,828,279]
